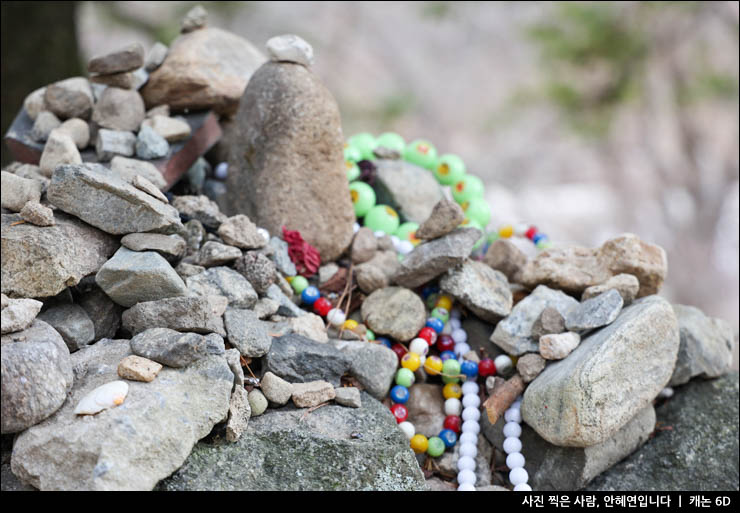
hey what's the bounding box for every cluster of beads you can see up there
[503,396,532,491]
[344,132,552,252]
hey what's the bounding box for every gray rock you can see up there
[196,240,241,267]
[319,263,339,284]
[172,195,227,231]
[539,331,581,360]
[361,287,426,342]
[96,129,136,161]
[90,70,137,89]
[490,285,579,356]
[39,131,82,176]
[88,43,145,74]
[30,111,61,142]
[186,266,258,309]
[351,227,377,264]
[517,353,546,383]
[234,252,275,294]
[130,327,224,368]
[10,338,232,490]
[10,163,49,192]
[393,228,481,288]
[19,201,55,226]
[373,159,444,224]
[415,198,465,240]
[440,259,512,323]
[53,118,90,150]
[482,404,656,490]
[582,273,640,305]
[121,232,185,258]
[223,61,355,261]
[44,77,94,120]
[253,298,280,319]
[287,313,328,342]
[333,339,398,399]
[122,295,227,336]
[181,4,208,32]
[1,298,43,334]
[175,262,205,279]
[356,263,388,294]
[530,306,566,340]
[37,303,95,352]
[224,349,244,389]
[522,295,680,447]
[223,308,272,358]
[77,287,123,341]
[157,391,426,491]
[144,42,168,72]
[484,239,528,282]
[266,34,314,67]
[565,289,624,331]
[263,333,352,386]
[260,371,293,405]
[23,86,47,120]
[668,304,734,386]
[265,283,303,317]
[133,175,170,203]
[248,389,268,416]
[2,212,117,298]
[292,380,335,408]
[1,320,73,434]
[92,87,145,132]
[406,384,445,438]
[265,236,297,276]
[96,247,188,308]
[135,124,169,160]
[588,373,739,491]
[110,156,166,190]
[334,387,361,408]
[47,163,182,235]
[225,386,250,443]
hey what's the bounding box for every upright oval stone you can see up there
[521,296,679,447]
[224,61,355,261]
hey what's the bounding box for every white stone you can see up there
[266,34,314,67]
[398,421,415,440]
[409,338,429,356]
[462,406,481,422]
[39,131,82,177]
[503,437,522,454]
[503,422,522,438]
[449,318,461,330]
[506,452,526,469]
[444,398,462,416]
[539,331,581,360]
[398,240,414,255]
[509,467,529,486]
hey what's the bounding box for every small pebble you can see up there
[117,355,162,382]
[248,389,268,416]
[334,386,361,408]
[214,162,228,179]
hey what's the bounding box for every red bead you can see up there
[391,343,407,362]
[417,327,437,346]
[313,297,332,317]
[443,415,462,433]
[390,403,408,423]
[478,358,496,377]
[525,226,538,241]
[436,334,455,353]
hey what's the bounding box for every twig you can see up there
[482,374,525,425]
[299,401,331,422]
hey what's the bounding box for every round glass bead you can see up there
[430,307,449,324]
[390,343,406,362]
[390,403,408,423]
[375,132,406,153]
[434,153,466,185]
[503,437,522,454]
[461,197,491,228]
[423,355,443,375]
[459,442,478,458]
[525,226,537,240]
[409,338,429,356]
[510,467,529,486]
[506,452,525,469]
[444,397,462,416]
[439,428,458,448]
[377,336,392,348]
[457,469,477,486]
[536,239,552,250]
[443,415,462,433]
[425,293,440,310]
[442,359,461,378]
[365,328,375,340]
[462,394,480,408]
[395,222,419,242]
[426,436,446,457]
[347,132,377,161]
[461,420,480,435]
[326,308,346,327]
[439,350,456,362]
[346,160,361,182]
[436,334,455,353]
[460,360,478,378]
[459,432,477,446]
[410,433,428,454]
[257,228,270,243]
[425,317,444,334]
[399,421,415,440]
[344,144,363,163]
[514,483,532,491]
[533,233,547,244]
[348,181,376,218]
[363,204,400,234]
[504,408,522,423]
[514,223,529,236]
[462,406,480,422]
[421,285,440,299]
[389,385,410,404]
[457,483,476,491]
[435,295,453,311]
[457,455,476,472]
[342,319,358,331]
[461,381,479,395]
[478,358,496,377]
[312,297,332,317]
[451,328,467,344]
[498,224,514,238]
[452,175,484,204]
[400,352,421,372]
[449,317,461,330]
[417,327,438,346]
[300,285,320,306]
[441,374,461,385]
[395,368,415,388]
[353,222,361,233]
[291,276,309,295]
[403,139,438,170]
[397,240,414,255]
[214,162,228,179]
[442,383,462,400]
[454,343,471,358]
[503,422,522,438]
[494,355,513,374]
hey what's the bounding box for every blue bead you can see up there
[301,286,320,305]
[440,350,456,362]
[425,317,444,333]
[389,385,409,404]
[377,337,392,349]
[461,360,478,377]
[439,428,458,448]
[421,285,440,299]
[533,233,547,244]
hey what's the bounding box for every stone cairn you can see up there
[1,6,737,492]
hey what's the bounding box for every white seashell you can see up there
[74,380,129,415]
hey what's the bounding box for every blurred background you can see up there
[2,1,738,344]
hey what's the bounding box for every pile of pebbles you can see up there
[1,6,736,492]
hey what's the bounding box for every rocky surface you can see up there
[96,128,137,161]
[439,259,512,322]
[234,252,275,294]
[565,289,624,331]
[582,273,639,305]
[224,61,355,261]
[196,241,242,267]
[361,287,426,342]
[405,384,445,438]
[186,266,258,309]
[539,331,581,360]
[333,339,398,399]
[373,159,444,223]
[415,198,465,240]
[10,338,232,490]
[266,34,314,67]
[92,87,145,132]
[19,202,55,226]
[157,392,426,491]
[1,298,43,335]
[37,303,95,352]
[121,233,185,258]
[121,295,227,336]
[260,371,293,405]
[588,373,739,491]
[88,43,145,74]
[172,195,227,230]
[1,172,43,212]
[291,380,336,407]
[522,295,680,447]
[77,287,123,341]
[223,308,272,357]
[483,238,528,282]
[217,214,266,250]
[130,328,224,368]
[262,334,352,386]
[530,306,566,339]
[44,77,94,120]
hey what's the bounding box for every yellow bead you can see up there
[285,276,294,283]
[423,355,444,375]
[436,295,453,311]
[401,352,421,372]
[442,383,463,400]
[343,319,358,330]
[410,434,429,454]
[499,225,514,238]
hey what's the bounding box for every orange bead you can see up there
[443,383,463,400]
[401,352,421,372]
[499,225,514,238]
[410,434,429,454]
